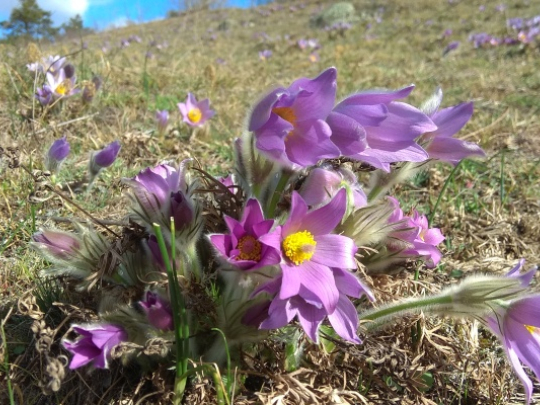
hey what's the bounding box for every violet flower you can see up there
[35,85,53,106]
[259,50,273,60]
[419,90,485,165]
[404,211,445,268]
[443,41,460,55]
[46,66,79,99]
[89,140,121,177]
[178,93,215,127]
[259,189,357,316]
[62,324,127,369]
[27,55,66,74]
[139,291,173,331]
[248,67,340,167]
[45,136,70,173]
[327,85,435,171]
[248,267,373,343]
[210,198,281,271]
[155,110,169,134]
[31,230,80,260]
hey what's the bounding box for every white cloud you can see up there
[106,16,130,29]
[0,0,90,25]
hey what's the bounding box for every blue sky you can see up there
[0,0,252,31]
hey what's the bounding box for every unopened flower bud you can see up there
[45,136,70,173]
[139,291,173,331]
[89,140,121,177]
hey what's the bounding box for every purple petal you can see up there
[431,102,473,138]
[506,296,540,328]
[301,188,347,235]
[338,85,415,105]
[285,120,340,166]
[328,294,361,343]
[241,199,265,230]
[426,136,485,164]
[333,267,374,301]
[288,67,337,121]
[311,234,357,269]
[332,103,387,127]
[326,111,368,155]
[249,87,286,131]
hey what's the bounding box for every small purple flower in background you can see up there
[32,230,80,260]
[155,110,169,135]
[248,67,340,167]
[36,85,53,106]
[259,49,273,61]
[45,136,70,173]
[89,140,121,177]
[62,324,127,369]
[210,199,281,271]
[139,291,173,331]
[405,211,445,268]
[178,93,215,127]
[495,4,506,12]
[216,57,226,65]
[128,35,142,43]
[419,89,485,165]
[443,41,460,55]
[443,29,453,37]
[309,52,320,63]
[297,39,308,50]
[120,39,130,48]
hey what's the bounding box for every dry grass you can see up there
[1,0,540,403]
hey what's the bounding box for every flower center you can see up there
[525,325,537,334]
[188,108,202,123]
[282,231,316,265]
[272,107,297,126]
[55,81,70,96]
[236,235,262,261]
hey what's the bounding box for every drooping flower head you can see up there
[89,140,121,177]
[248,67,340,167]
[139,291,173,331]
[419,88,485,165]
[155,110,169,134]
[45,136,70,173]
[178,93,215,127]
[62,324,127,369]
[210,199,281,271]
[32,229,80,260]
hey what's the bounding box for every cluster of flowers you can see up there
[29,67,540,402]
[469,15,540,48]
[324,21,353,38]
[29,55,101,106]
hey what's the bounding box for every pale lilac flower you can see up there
[327,85,435,171]
[178,93,215,127]
[299,166,367,209]
[259,49,273,60]
[45,136,70,173]
[32,230,80,260]
[420,91,485,164]
[46,66,79,99]
[27,55,66,74]
[297,39,308,50]
[63,324,127,369]
[139,291,173,331]
[248,67,340,167]
[89,140,121,177]
[155,110,169,134]
[405,211,445,268]
[35,85,53,106]
[443,29,453,37]
[210,199,281,271]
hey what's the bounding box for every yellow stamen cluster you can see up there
[236,235,262,262]
[55,80,71,96]
[282,231,316,265]
[188,108,202,123]
[526,325,537,334]
[272,107,297,125]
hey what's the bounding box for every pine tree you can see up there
[1,0,58,39]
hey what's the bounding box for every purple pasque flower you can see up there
[210,198,281,271]
[259,189,357,316]
[327,85,435,171]
[299,166,367,210]
[36,85,53,106]
[248,67,340,168]
[419,90,485,165]
[45,136,70,173]
[46,66,79,99]
[178,93,215,127]
[90,140,121,176]
[443,41,460,55]
[485,288,540,404]
[259,49,273,60]
[27,55,66,74]
[139,291,173,331]
[155,110,169,134]
[31,229,80,260]
[62,324,127,369]
[124,162,190,229]
[404,211,445,268]
[248,266,373,343]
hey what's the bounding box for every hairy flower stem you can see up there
[360,294,452,324]
[153,222,189,404]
